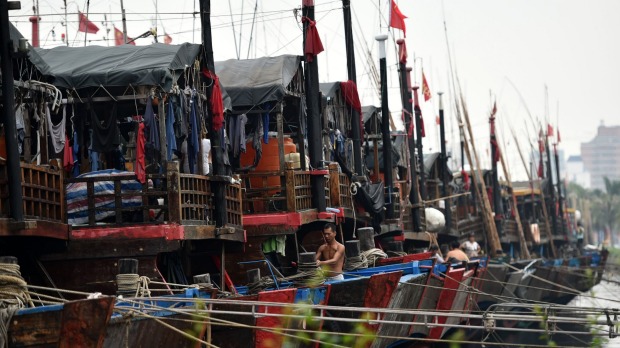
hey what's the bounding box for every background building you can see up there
[565,155,591,189]
[581,124,620,190]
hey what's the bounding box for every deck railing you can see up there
[179,173,213,224]
[21,163,65,222]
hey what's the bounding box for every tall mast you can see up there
[341,0,363,175]
[376,34,394,219]
[490,106,503,236]
[544,131,558,245]
[413,86,427,201]
[554,143,565,237]
[302,0,326,213]
[396,40,421,231]
[438,92,451,234]
[0,0,25,221]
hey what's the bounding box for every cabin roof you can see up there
[319,82,340,99]
[215,54,302,108]
[30,43,202,90]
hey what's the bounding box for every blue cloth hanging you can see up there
[262,103,270,144]
[72,130,80,177]
[188,93,200,174]
[144,96,160,162]
[166,99,177,160]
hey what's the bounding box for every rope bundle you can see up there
[0,262,31,308]
[344,254,368,271]
[362,248,388,267]
[116,274,151,297]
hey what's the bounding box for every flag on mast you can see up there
[114,27,135,46]
[78,12,99,34]
[547,123,554,137]
[389,0,407,37]
[422,71,431,101]
[557,128,561,143]
[164,33,172,45]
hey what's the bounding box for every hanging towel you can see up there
[46,105,66,153]
[15,103,25,155]
[166,99,177,160]
[63,134,73,172]
[144,96,160,161]
[72,130,80,177]
[262,105,270,144]
[135,123,146,184]
[187,93,200,174]
[201,138,211,175]
[89,102,120,153]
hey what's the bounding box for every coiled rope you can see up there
[116,274,151,297]
[362,248,388,267]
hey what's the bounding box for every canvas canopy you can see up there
[30,43,201,91]
[215,55,302,108]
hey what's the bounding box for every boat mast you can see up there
[376,34,394,219]
[396,40,421,231]
[341,0,363,176]
[554,143,565,237]
[544,130,558,247]
[0,0,25,221]
[413,87,427,201]
[302,0,326,213]
[438,92,451,234]
[490,106,503,236]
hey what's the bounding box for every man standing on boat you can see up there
[446,240,470,262]
[316,223,345,281]
[461,233,481,258]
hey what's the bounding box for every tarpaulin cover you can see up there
[215,55,302,108]
[6,23,49,72]
[319,82,340,99]
[30,43,200,91]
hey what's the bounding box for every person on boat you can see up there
[461,233,481,258]
[429,244,445,263]
[576,221,585,250]
[446,240,470,263]
[316,223,345,281]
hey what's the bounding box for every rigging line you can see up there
[227,0,240,59]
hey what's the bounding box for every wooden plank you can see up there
[285,162,296,212]
[328,163,340,207]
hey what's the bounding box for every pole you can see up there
[341,0,363,175]
[83,0,90,46]
[438,92,451,234]
[376,34,394,219]
[302,0,326,212]
[554,144,565,237]
[413,87,427,201]
[490,110,503,236]
[199,0,227,227]
[120,0,128,44]
[64,0,68,46]
[545,134,558,247]
[0,0,25,221]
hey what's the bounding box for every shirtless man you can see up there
[315,223,345,281]
[445,240,470,263]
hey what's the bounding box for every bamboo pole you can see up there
[458,95,502,256]
[511,130,557,258]
[496,133,531,259]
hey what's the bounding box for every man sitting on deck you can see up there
[316,223,345,281]
[445,240,470,263]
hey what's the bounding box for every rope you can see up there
[116,274,151,298]
[0,263,32,308]
[344,254,368,271]
[362,248,388,267]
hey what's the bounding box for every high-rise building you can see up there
[581,124,620,190]
[565,155,591,189]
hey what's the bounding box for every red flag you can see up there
[538,139,545,153]
[490,139,501,162]
[547,123,554,137]
[557,128,561,143]
[301,17,324,62]
[164,33,172,45]
[78,11,99,34]
[390,0,407,36]
[537,161,543,178]
[436,115,440,125]
[422,72,431,102]
[114,27,135,46]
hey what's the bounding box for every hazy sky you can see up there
[9,0,620,180]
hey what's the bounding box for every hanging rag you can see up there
[63,134,73,172]
[301,17,324,62]
[15,103,25,155]
[135,123,146,184]
[144,96,160,162]
[187,93,200,174]
[201,138,211,175]
[262,235,287,256]
[340,81,364,140]
[228,114,248,157]
[88,129,99,171]
[201,69,224,132]
[46,105,66,154]
[72,130,80,177]
[262,106,270,144]
[89,101,120,153]
[166,98,177,160]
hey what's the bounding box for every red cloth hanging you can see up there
[461,170,470,191]
[202,69,225,132]
[78,11,99,34]
[63,135,74,172]
[135,122,146,184]
[301,17,324,62]
[389,0,407,37]
[490,139,501,162]
[340,80,363,139]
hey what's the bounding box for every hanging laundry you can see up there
[15,103,25,155]
[262,104,270,144]
[172,94,186,152]
[135,123,146,184]
[201,138,211,175]
[227,114,248,157]
[144,96,160,162]
[187,93,200,174]
[165,99,177,160]
[89,102,120,153]
[72,130,80,177]
[201,69,224,132]
[63,134,73,172]
[46,105,66,154]
[88,129,99,171]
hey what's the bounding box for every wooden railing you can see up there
[452,215,484,238]
[338,172,352,211]
[179,173,213,224]
[65,172,168,226]
[225,180,243,226]
[21,163,65,222]
[239,171,287,213]
[501,219,519,241]
[286,169,313,211]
